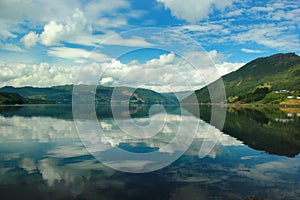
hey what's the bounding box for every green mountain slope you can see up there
[0,92,25,104]
[182,53,300,104]
[0,85,178,105]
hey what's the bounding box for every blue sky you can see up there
[0,0,299,90]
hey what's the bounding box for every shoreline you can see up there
[182,102,300,108]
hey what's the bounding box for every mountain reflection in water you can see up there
[0,105,299,200]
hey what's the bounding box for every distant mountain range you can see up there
[183,53,300,104]
[0,85,178,105]
[1,53,300,105]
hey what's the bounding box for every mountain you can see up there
[0,85,178,105]
[0,91,25,104]
[182,53,300,104]
[0,91,55,104]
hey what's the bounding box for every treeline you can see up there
[236,87,270,103]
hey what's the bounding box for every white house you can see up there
[276,90,289,93]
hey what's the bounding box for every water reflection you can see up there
[185,105,300,157]
[0,105,300,199]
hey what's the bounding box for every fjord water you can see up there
[0,105,299,200]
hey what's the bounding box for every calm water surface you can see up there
[0,105,299,200]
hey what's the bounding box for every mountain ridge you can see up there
[0,85,178,105]
[182,52,300,104]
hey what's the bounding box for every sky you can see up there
[0,0,299,91]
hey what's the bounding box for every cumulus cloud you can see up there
[39,21,65,46]
[0,62,77,87]
[21,9,90,47]
[21,31,39,48]
[182,50,239,83]
[20,8,153,49]
[100,77,114,85]
[146,52,175,65]
[99,53,203,92]
[1,0,145,51]
[0,49,242,90]
[156,0,233,23]
[90,50,242,92]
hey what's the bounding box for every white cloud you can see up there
[156,0,233,23]
[174,23,232,45]
[0,0,143,50]
[21,31,39,48]
[100,77,114,85]
[0,49,242,90]
[176,24,224,33]
[48,47,111,63]
[39,21,65,46]
[54,31,155,48]
[241,48,264,53]
[250,6,275,12]
[268,8,300,26]
[20,8,153,48]
[226,9,243,17]
[216,62,244,76]
[0,29,17,40]
[21,9,90,47]
[146,52,175,65]
[103,35,155,47]
[0,62,78,87]
[94,50,241,92]
[232,23,300,51]
[182,50,226,83]
[83,0,132,30]
[100,53,203,92]
[0,43,23,52]
[84,0,129,15]
[0,0,76,22]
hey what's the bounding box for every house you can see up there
[275,90,289,93]
[275,118,294,123]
